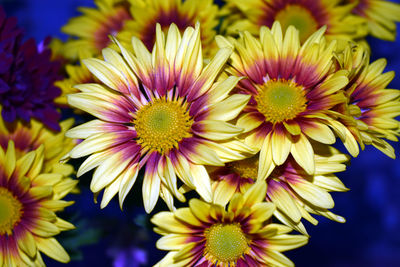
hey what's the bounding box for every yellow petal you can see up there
[258,134,275,180]
[35,237,70,263]
[271,130,291,166]
[290,134,315,175]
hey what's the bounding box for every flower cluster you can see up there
[0,8,77,266]
[1,0,400,266]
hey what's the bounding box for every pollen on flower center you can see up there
[227,156,259,179]
[275,4,319,43]
[255,79,307,123]
[205,223,248,263]
[133,98,193,154]
[0,187,23,235]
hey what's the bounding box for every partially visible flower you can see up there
[335,43,400,158]
[64,23,253,212]
[348,0,400,41]
[62,0,132,60]
[54,51,97,108]
[209,144,349,234]
[118,0,219,57]
[0,8,62,131]
[48,37,68,65]
[0,141,76,266]
[0,116,77,176]
[217,22,356,176]
[152,181,308,266]
[223,0,367,44]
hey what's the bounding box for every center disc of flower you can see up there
[227,156,259,179]
[134,98,193,154]
[275,4,319,43]
[0,187,23,235]
[205,223,248,263]
[255,79,307,123]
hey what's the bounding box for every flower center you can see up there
[255,79,307,123]
[0,187,23,235]
[227,156,258,179]
[275,5,319,43]
[133,98,193,154]
[205,223,248,263]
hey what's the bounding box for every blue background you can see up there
[1,0,399,266]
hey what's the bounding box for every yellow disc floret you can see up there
[0,187,23,235]
[205,223,248,263]
[255,79,307,123]
[134,98,193,154]
[227,156,259,179]
[275,5,319,43]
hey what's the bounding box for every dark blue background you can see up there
[2,0,399,266]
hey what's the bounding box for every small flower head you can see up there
[65,23,253,213]
[118,0,219,57]
[152,181,308,266]
[0,115,77,175]
[62,0,132,60]
[349,0,400,41]
[223,0,367,43]
[0,141,76,266]
[335,43,400,158]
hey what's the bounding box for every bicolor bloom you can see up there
[0,116,77,176]
[0,8,62,131]
[0,141,76,266]
[209,145,349,235]
[217,22,355,176]
[151,181,308,266]
[118,0,219,57]
[62,0,132,60]
[223,0,367,44]
[65,23,253,213]
[335,43,400,158]
[348,0,400,41]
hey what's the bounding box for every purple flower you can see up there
[107,246,148,267]
[0,7,62,131]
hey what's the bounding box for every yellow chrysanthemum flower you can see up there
[0,117,77,177]
[209,144,349,235]
[335,43,400,158]
[348,0,400,41]
[118,0,219,57]
[55,51,97,108]
[0,141,76,266]
[217,22,357,176]
[223,0,367,44]
[151,181,308,266]
[64,23,253,213]
[62,0,133,60]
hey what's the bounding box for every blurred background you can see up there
[1,0,399,266]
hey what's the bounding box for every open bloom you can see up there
[335,43,400,158]
[152,181,308,266]
[217,22,356,176]
[223,0,367,44]
[209,144,349,235]
[118,0,219,57]
[0,8,62,131]
[348,0,400,41]
[65,23,252,212]
[0,141,76,266]
[0,116,77,177]
[62,0,132,60]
